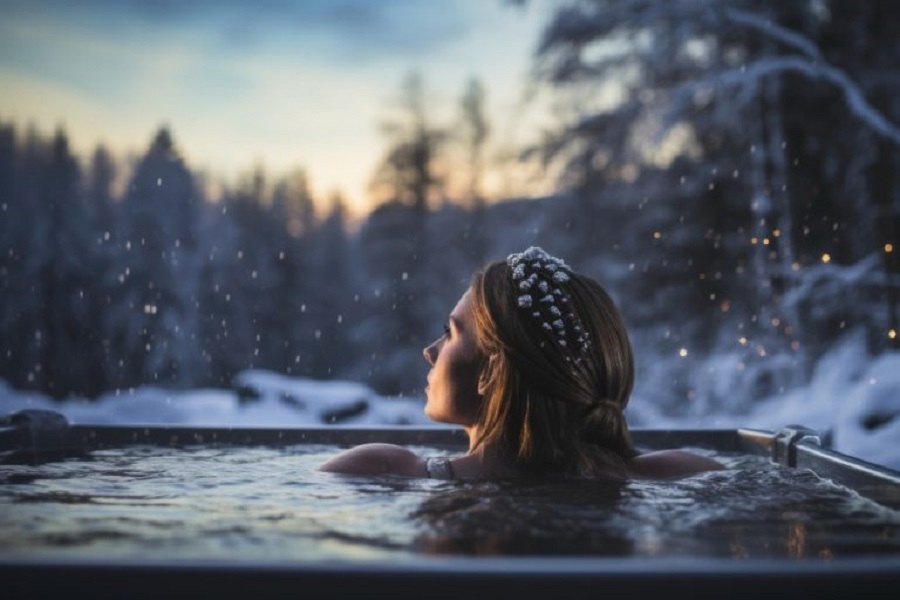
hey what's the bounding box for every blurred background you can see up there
[1,0,899,459]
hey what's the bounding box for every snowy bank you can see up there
[1,342,898,470]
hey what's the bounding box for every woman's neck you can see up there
[463,424,481,454]
[460,427,523,478]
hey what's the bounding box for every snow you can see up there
[626,334,900,471]
[0,370,434,429]
[2,334,899,471]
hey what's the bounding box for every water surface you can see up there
[1,445,898,562]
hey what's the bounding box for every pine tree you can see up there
[109,127,202,388]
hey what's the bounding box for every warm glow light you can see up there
[0,4,549,217]
[772,228,781,237]
[750,237,758,244]
[679,348,688,357]
[653,231,662,239]
[885,243,894,253]
[889,329,897,339]
[787,522,806,559]
[821,253,831,263]
[791,262,800,271]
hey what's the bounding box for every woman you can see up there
[320,246,723,480]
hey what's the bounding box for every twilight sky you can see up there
[1,0,553,215]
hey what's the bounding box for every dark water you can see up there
[0,445,898,562]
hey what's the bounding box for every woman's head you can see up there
[425,246,636,476]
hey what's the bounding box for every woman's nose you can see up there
[423,340,438,365]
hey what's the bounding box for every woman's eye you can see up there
[442,322,451,337]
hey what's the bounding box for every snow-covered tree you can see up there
[529,0,900,410]
[369,71,447,212]
[353,201,431,395]
[459,77,491,208]
[306,193,356,380]
[0,123,39,391]
[455,77,491,265]
[107,128,202,388]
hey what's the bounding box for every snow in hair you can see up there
[505,247,590,355]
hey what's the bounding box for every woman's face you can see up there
[422,289,483,426]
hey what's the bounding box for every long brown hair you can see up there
[469,257,637,477]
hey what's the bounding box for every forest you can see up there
[1,0,898,420]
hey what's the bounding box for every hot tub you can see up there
[1,409,898,599]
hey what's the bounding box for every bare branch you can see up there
[671,56,900,147]
[724,7,824,61]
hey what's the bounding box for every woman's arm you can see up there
[318,443,426,477]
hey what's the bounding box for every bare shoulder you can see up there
[627,449,725,480]
[318,443,426,477]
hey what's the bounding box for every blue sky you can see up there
[1,0,552,214]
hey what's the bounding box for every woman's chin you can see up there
[424,406,445,423]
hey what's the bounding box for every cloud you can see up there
[0,0,547,213]
[1,0,471,63]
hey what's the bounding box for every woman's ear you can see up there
[477,353,499,395]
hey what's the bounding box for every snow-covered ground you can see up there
[1,337,899,471]
[627,337,900,471]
